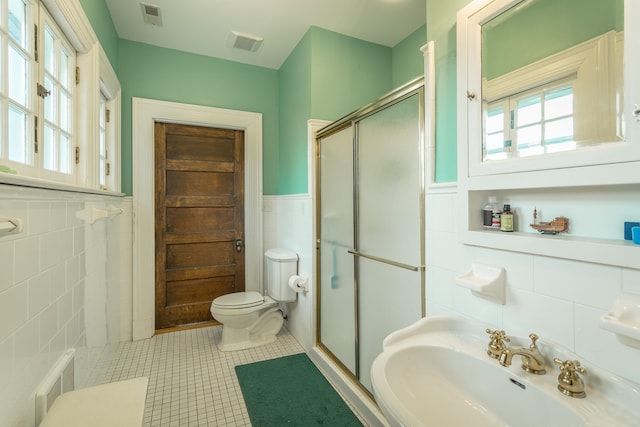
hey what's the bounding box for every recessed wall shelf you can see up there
[463,230,638,269]
[463,184,640,269]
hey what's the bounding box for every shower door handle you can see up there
[235,239,244,252]
[348,249,424,272]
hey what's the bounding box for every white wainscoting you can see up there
[0,187,129,427]
[426,187,640,386]
[263,194,315,351]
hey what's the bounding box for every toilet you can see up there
[210,248,298,351]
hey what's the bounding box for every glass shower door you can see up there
[318,125,356,375]
[316,79,425,395]
[356,93,424,392]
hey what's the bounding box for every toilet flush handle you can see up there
[235,238,244,252]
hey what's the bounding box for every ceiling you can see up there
[104,0,426,70]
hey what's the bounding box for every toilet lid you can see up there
[213,291,265,309]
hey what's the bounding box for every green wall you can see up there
[278,25,426,195]
[309,27,392,121]
[427,0,469,183]
[278,26,418,195]
[78,0,119,71]
[392,24,427,88]
[81,0,427,196]
[278,32,313,195]
[117,41,280,195]
[483,0,624,79]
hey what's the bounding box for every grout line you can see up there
[103,325,313,426]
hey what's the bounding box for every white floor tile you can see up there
[103,325,304,426]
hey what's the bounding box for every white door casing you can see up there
[132,98,263,340]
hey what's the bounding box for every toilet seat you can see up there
[212,291,264,309]
[211,292,278,319]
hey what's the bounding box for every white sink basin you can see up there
[371,316,640,427]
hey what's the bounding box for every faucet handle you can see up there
[486,328,509,341]
[528,333,540,349]
[554,358,587,398]
[486,329,510,359]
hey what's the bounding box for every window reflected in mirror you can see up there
[481,0,624,162]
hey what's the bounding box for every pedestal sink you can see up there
[371,316,640,427]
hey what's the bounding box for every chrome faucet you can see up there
[498,333,547,375]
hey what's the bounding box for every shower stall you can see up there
[315,78,426,394]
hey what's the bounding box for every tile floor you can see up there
[102,325,361,427]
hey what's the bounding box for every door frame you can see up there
[132,97,263,340]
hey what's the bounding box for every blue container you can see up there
[633,227,640,245]
[624,221,640,240]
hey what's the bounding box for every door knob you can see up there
[235,239,244,252]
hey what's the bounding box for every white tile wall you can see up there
[4,181,633,424]
[623,268,640,294]
[0,186,131,427]
[262,195,315,351]
[426,189,640,386]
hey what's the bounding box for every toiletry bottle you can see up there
[483,196,497,227]
[500,204,514,232]
[491,203,502,229]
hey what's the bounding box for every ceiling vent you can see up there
[141,3,162,26]
[228,31,264,52]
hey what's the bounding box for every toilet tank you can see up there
[265,248,298,302]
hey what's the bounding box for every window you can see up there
[481,31,623,165]
[96,47,121,192]
[0,0,121,192]
[40,7,76,181]
[6,0,34,168]
[515,85,574,156]
[484,104,507,159]
[98,92,107,188]
[2,0,77,182]
[484,81,575,160]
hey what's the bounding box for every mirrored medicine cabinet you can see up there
[458,0,639,179]
[455,0,640,269]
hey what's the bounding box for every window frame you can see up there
[484,78,577,160]
[97,44,120,192]
[3,0,37,176]
[0,0,121,194]
[38,3,77,184]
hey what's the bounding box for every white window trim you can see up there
[41,0,95,53]
[0,0,122,194]
[76,40,121,191]
[99,46,121,192]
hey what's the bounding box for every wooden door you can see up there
[155,122,245,330]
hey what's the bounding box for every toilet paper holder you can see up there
[288,275,308,293]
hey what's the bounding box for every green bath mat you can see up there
[235,353,363,426]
